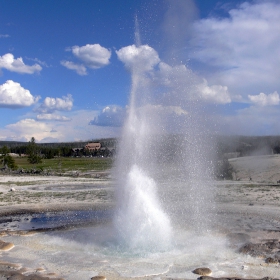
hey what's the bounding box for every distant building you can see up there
[84,142,101,151]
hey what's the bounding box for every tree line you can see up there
[0,137,116,170]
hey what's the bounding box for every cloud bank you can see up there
[190,1,280,99]
[1,110,121,142]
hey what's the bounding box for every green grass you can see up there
[14,157,113,172]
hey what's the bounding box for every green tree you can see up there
[0,146,17,170]
[27,137,42,164]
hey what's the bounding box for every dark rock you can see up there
[265,257,279,264]
[239,239,280,261]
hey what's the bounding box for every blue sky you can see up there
[0,0,280,142]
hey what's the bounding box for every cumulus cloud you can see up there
[190,1,280,98]
[71,44,111,68]
[5,119,57,141]
[248,91,280,106]
[116,44,160,72]
[62,44,111,74]
[36,114,71,122]
[89,105,126,127]
[37,94,73,113]
[60,61,87,75]
[0,80,40,108]
[0,53,42,74]
[198,79,231,104]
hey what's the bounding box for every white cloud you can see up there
[0,80,40,108]
[89,105,126,127]
[60,60,87,75]
[116,44,232,107]
[36,114,71,122]
[37,94,73,113]
[0,34,10,38]
[190,1,280,98]
[71,44,111,68]
[62,44,111,75]
[248,91,280,106]
[198,79,231,104]
[116,44,160,72]
[0,53,42,74]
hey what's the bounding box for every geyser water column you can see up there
[114,31,173,251]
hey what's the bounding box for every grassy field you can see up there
[13,157,113,172]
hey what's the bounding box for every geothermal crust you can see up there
[0,155,279,279]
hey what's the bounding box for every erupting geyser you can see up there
[114,17,215,253]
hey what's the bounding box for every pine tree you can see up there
[27,137,42,164]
